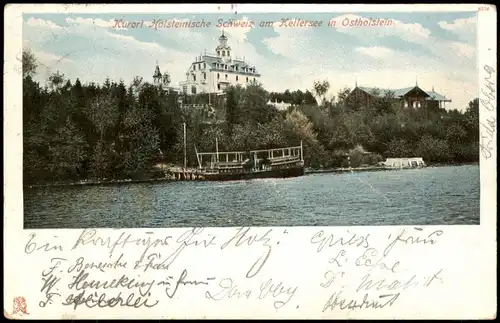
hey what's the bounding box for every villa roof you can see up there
[153,65,162,78]
[194,54,258,73]
[356,86,449,101]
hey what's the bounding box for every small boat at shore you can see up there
[382,157,426,169]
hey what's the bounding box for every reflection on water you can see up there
[24,165,480,228]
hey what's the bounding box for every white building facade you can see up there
[179,31,261,95]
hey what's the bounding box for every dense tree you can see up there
[22,49,480,183]
[22,48,38,79]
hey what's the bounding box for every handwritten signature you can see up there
[206,277,298,310]
[480,64,496,160]
[323,291,400,312]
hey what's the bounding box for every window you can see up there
[191,86,197,94]
[203,63,206,69]
[228,51,230,57]
[217,73,220,79]
[204,72,206,80]
[236,75,239,81]
[222,51,226,56]
[217,84,221,90]
[225,65,228,70]
[404,101,409,108]
[217,51,220,56]
[225,74,228,80]
[246,77,248,82]
[254,77,256,82]
[193,75,196,82]
[182,85,187,94]
[193,65,196,71]
[412,101,417,108]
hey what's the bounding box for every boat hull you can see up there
[201,166,304,181]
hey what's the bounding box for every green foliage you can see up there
[22,50,480,183]
[22,49,38,79]
[313,79,330,105]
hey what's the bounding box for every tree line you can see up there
[22,49,479,184]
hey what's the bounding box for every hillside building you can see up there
[348,83,452,110]
[178,31,261,95]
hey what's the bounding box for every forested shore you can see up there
[22,49,479,185]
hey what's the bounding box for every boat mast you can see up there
[216,137,219,163]
[194,144,201,168]
[183,122,187,169]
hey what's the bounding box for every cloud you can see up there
[355,46,395,59]
[333,14,431,44]
[65,17,120,29]
[445,41,475,58]
[217,16,255,43]
[329,13,476,66]
[438,16,476,43]
[26,17,62,30]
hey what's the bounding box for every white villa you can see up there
[177,31,261,95]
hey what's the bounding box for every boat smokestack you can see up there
[300,140,304,163]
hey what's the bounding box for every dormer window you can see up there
[222,51,226,57]
[217,51,220,56]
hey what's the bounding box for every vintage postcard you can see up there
[4,3,497,319]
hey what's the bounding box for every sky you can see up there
[23,11,478,111]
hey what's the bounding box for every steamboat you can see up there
[166,127,305,181]
[191,140,305,181]
[165,122,305,181]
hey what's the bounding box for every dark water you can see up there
[24,165,480,228]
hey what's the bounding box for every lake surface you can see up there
[24,165,480,228]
